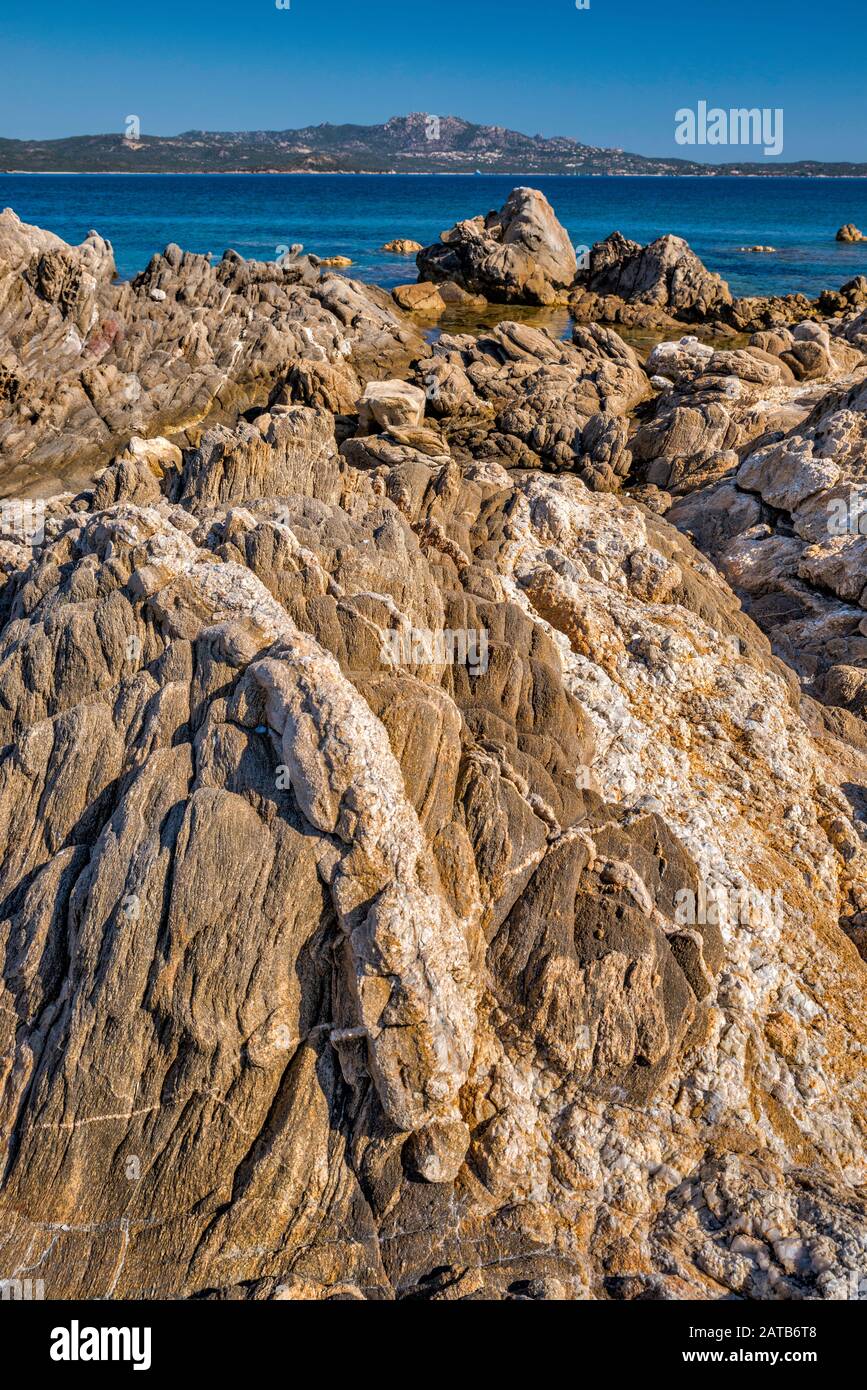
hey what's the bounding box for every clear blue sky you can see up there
[1,0,864,161]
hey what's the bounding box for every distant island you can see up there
[2,113,865,176]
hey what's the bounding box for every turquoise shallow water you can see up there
[2,173,867,296]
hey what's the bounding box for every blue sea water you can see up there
[2,173,867,297]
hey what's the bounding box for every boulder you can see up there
[817,275,867,317]
[392,282,446,316]
[416,187,578,306]
[437,280,487,308]
[357,378,427,433]
[383,238,423,254]
[819,663,867,714]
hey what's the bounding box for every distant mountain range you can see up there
[1,114,864,176]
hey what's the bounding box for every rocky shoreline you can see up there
[1,189,866,1301]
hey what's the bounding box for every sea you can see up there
[2,173,867,298]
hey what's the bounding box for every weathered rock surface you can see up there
[629,328,864,496]
[1,205,867,1303]
[668,369,867,690]
[647,316,867,701]
[412,319,650,488]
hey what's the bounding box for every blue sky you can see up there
[0,0,864,161]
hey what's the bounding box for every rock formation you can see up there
[416,187,578,306]
[413,191,867,337]
[836,224,866,244]
[578,231,733,321]
[383,239,423,255]
[411,320,650,489]
[1,204,867,1302]
[0,208,422,498]
[571,232,867,336]
[391,282,447,316]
